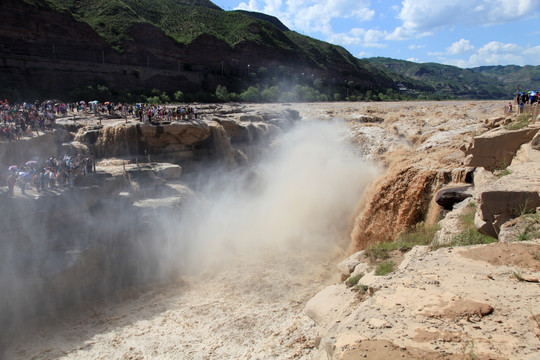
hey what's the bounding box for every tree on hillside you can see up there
[215,85,230,102]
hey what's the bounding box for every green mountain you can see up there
[472,65,540,92]
[366,57,518,99]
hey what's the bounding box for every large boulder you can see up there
[462,127,539,170]
[215,119,251,143]
[435,183,474,210]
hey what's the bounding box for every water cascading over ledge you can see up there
[350,161,448,251]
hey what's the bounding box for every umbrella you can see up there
[25,160,38,167]
[8,165,18,171]
[18,172,32,180]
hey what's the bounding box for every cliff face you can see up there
[0,0,392,98]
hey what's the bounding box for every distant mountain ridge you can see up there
[367,57,539,99]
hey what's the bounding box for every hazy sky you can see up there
[211,0,540,68]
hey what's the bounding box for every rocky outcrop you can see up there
[72,115,288,167]
[74,121,212,161]
[307,244,540,359]
[462,127,539,170]
[465,128,540,239]
[474,161,540,238]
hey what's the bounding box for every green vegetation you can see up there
[365,222,439,261]
[516,213,540,242]
[513,272,525,281]
[494,162,512,178]
[375,261,395,276]
[461,341,478,360]
[445,207,497,247]
[346,273,364,287]
[505,114,532,130]
[355,284,369,293]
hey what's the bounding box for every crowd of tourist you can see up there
[6,155,95,196]
[1,97,203,196]
[0,99,58,142]
[515,90,538,114]
[1,98,202,143]
[135,104,199,123]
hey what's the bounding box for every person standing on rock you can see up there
[7,172,16,196]
[16,172,28,195]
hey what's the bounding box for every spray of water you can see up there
[153,120,381,275]
[0,118,380,334]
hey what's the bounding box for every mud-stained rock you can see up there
[61,140,91,156]
[458,242,540,271]
[216,118,251,143]
[413,329,463,343]
[52,128,74,143]
[433,202,472,245]
[339,340,464,360]
[139,122,212,150]
[421,297,493,319]
[74,127,100,145]
[367,318,392,329]
[484,116,510,129]
[152,163,182,180]
[451,167,475,183]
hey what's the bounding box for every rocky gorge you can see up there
[1,101,539,359]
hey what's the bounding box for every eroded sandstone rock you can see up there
[463,127,539,170]
[474,162,540,238]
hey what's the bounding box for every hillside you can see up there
[473,65,540,91]
[0,0,395,101]
[1,0,535,102]
[367,57,539,99]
